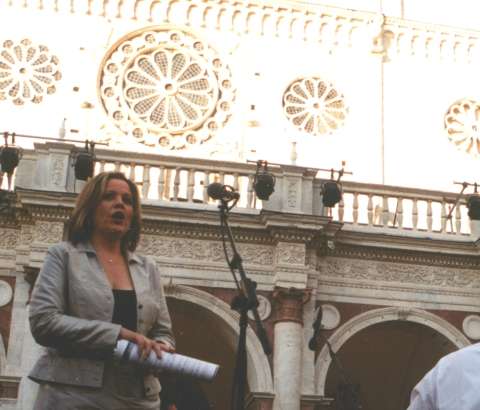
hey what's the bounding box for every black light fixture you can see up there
[0,132,21,173]
[467,193,480,220]
[0,132,22,190]
[253,160,275,200]
[321,163,346,208]
[73,140,95,181]
[321,180,342,207]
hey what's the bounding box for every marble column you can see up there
[272,288,310,410]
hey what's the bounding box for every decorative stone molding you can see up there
[272,287,311,324]
[99,25,234,150]
[139,235,274,265]
[0,281,12,308]
[0,228,19,249]
[4,1,480,63]
[444,99,480,156]
[248,294,271,321]
[315,307,470,395]
[276,242,306,266]
[283,77,347,136]
[0,38,61,105]
[325,244,480,269]
[32,221,64,244]
[318,257,480,291]
[165,284,274,393]
[319,304,340,330]
[462,315,480,340]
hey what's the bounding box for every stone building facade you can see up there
[0,1,480,410]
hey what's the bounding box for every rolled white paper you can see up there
[113,340,219,381]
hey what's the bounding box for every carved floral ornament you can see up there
[98,26,235,150]
[283,77,348,136]
[0,38,61,105]
[444,99,480,156]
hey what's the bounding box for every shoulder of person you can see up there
[438,343,480,369]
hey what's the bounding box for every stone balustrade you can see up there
[12,142,475,238]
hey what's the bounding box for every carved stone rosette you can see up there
[272,287,311,325]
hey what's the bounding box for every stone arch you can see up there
[315,306,470,395]
[165,284,274,393]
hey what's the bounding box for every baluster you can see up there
[114,161,121,172]
[338,198,345,222]
[367,194,373,226]
[441,200,447,233]
[395,197,403,228]
[247,174,255,208]
[187,168,195,202]
[426,200,432,231]
[164,168,172,200]
[142,165,150,199]
[413,199,419,230]
[203,172,210,203]
[172,168,181,201]
[352,192,359,225]
[382,196,389,227]
[158,166,166,200]
[128,162,136,181]
[99,160,106,173]
[455,204,461,234]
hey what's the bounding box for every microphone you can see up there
[308,306,323,351]
[207,182,240,202]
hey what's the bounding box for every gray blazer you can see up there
[28,241,175,396]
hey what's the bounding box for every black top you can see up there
[112,289,137,332]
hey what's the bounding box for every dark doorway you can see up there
[166,297,246,409]
[325,320,456,410]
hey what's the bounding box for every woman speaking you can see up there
[28,171,175,409]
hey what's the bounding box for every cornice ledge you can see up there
[335,229,479,256]
[327,243,480,268]
[260,210,330,243]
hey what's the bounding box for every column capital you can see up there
[272,287,311,324]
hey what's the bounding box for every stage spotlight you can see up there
[321,181,342,207]
[0,146,21,174]
[467,194,480,220]
[253,160,275,200]
[73,141,95,181]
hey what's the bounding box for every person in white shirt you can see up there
[407,343,480,410]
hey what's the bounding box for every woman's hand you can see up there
[119,327,175,360]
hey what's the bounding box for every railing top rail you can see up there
[331,179,468,202]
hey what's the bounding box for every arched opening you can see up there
[324,321,457,410]
[166,297,243,409]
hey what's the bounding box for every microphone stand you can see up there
[309,308,362,410]
[216,197,272,410]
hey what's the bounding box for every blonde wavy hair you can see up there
[66,172,142,252]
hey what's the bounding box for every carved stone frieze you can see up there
[276,242,306,266]
[19,225,34,245]
[319,257,480,290]
[138,235,274,265]
[0,228,19,249]
[33,221,64,244]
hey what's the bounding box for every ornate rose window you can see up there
[283,77,347,135]
[99,26,235,149]
[445,99,480,155]
[0,39,61,105]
